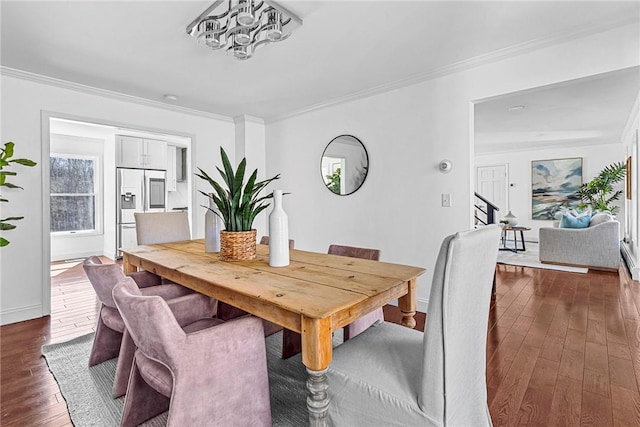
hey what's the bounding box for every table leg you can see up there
[301,317,332,427]
[512,230,517,251]
[122,253,137,275]
[306,368,329,426]
[520,230,526,251]
[398,278,417,329]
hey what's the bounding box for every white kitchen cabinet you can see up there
[116,136,167,170]
[166,145,177,192]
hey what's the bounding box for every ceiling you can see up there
[1,1,639,148]
[475,66,640,153]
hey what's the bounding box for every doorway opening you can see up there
[43,113,194,316]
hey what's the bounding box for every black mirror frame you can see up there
[320,134,369,196]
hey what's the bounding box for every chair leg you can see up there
[88,313,123,367]
[120,359,170,427]
[112,329,135,398]
[282,329,302,359]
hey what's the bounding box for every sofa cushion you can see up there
[560,213,590,228]
[590,211,614,226]
[569,208,592,218]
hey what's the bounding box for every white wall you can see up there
[0,74,235,324]
[266,23,639,312]
[476,143,625,242]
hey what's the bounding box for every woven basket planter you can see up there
[220,229,257,261]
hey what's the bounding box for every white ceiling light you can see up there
[186,0,302,61]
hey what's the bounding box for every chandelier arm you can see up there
[186,0,230,34]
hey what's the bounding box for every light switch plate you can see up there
[442,193,452,207]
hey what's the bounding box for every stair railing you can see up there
[474,192,500,226]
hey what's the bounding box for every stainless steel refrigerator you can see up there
[116,168,166,257]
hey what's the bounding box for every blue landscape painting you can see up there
[531,158,582,220]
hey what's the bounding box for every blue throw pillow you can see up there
[559,213,590,229]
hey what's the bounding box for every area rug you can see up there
[497,242,588,274]
[42,330,341,426]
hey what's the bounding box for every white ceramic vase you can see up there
[269,190,289,267]
[504,210,518,227]
[204,197,222,252]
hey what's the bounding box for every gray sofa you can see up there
[539,214,620,271]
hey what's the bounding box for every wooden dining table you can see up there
[121,239,425,426]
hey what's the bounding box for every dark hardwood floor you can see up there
[1,259,639,426]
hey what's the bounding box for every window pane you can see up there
[50,196,95,232]
[50,157,95,194]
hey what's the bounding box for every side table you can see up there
[501,226,531,252]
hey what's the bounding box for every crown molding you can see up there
[0,66,234,123]
[268,16,640,124]
[233,115,265,125]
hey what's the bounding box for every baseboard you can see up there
[621,243,640,281]
[0,304,44,326]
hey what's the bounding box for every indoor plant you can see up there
[1,141,37,247]
[196,147,280,260]
[577,161,627,214]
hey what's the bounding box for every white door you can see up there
[476,164,508,214]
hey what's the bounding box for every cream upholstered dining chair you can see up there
[82,256,193,397]
[113,277,272,427]
[281,243,382,358]
[326,225,501,427]
[134,211,190,245]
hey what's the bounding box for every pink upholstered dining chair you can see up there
[328,244,383,339]
[82,256,193,397]
[281,244,382,358]
[259,235,295,249]
[113,277,272,427]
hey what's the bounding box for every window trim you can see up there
[50,153,103,236]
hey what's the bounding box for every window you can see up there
[50,155,99,233]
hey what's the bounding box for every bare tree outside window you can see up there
[50,156,97,232]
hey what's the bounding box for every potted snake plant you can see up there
[196,146,280,261]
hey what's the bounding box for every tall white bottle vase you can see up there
[204,198,222,253]
[269,190,289,267]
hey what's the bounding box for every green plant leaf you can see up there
[3,142,15,158]
[10,158,37,167]
[219,147,236,192]
[1,216,24,221]
[2,182,23,189]
[0,222,17,231]
[0,237,9,247]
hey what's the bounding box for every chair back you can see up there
[328,244,380,260]
[82,256,125,308]
[134,212,190,245]
[418,225,501,425]
[112,277,186,364]
[259,235,295,249]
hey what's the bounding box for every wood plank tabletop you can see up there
[122,240,425,321]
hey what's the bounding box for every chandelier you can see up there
[186,0,302,60]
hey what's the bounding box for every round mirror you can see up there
[320,135,369,195]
